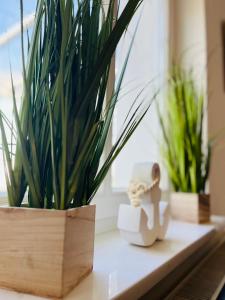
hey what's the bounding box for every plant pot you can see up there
[0,205,95,298]
[170,192,210,224]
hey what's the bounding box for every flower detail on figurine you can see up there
[128,175,160,207]
[128,181,149,207]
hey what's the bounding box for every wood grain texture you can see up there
[63,205,96,296]
[0,205,95,298]
[170,193,210,223]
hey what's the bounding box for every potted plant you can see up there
[0,0,150,298]
[157,65,211,224]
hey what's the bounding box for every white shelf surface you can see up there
[0,219,222,300]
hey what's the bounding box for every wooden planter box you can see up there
[0,205,95,298]
[170,192,210,224]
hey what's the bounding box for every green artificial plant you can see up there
[157,65,210,194]
[0,0,154,209]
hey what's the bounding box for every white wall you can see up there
[171,0,207,78]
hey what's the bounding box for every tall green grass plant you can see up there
[158,65,210,193]
[0,0,155,209]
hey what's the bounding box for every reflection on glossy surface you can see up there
[108,271,118,299]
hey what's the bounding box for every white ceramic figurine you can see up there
[117,162,170,246]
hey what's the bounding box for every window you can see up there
[112,0,169,190]
[0,1,36,193]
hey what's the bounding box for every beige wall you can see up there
[205,0,225,215]
[171,0,206,74]
[171,0,225,214]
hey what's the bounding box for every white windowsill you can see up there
[0,217,224,300]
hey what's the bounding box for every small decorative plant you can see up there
[157,65,211,194]
[0,0,150,210]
